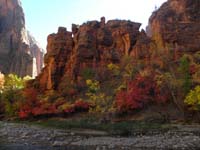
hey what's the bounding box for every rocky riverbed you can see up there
[1,121,200,150]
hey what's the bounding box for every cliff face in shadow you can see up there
[0,0,44,77]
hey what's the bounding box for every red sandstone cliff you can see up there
[34,0,200,92]
[34,18,152,91]
[148,0,200,53]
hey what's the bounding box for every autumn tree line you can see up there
[0,52,200,121]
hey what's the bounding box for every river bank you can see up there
[1,121,200,149]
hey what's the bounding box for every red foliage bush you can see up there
[189,64,197,75]
[63,106,75,114]
[19,88,40,119]
[62,100,91,114]
[31,103,59,116]
[116,75,168,113]
[19,88,60,118]
[19,110,29,119]
[19,88,91,119]
[53,99,66,108]
[68,89,77,97]
[74,100,91,112]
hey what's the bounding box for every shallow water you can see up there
[0,140,60,150]
[0,144,75,150]
[0,144,54,150]
[0,141,96,150]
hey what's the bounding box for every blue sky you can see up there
[21,0,167,49]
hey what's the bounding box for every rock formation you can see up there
[35,18,152,91]
[34,0,200,92]
[148,0,200,53]
[0,0,44,77]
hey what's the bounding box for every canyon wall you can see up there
[148,0,200,53]
[35,18,152,91]
[34,0,200,92]
[0,0,44,77]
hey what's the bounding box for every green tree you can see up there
[4,74,24,91]
[179,55,192,94]
[0,74,31,117]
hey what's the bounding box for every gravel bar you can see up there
[0,121,200,150]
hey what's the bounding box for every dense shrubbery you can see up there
[85,79,114,113]
[0,73,30,117]
[116,74,168,113]
[16,56,200,118]
[0,72,91,119]
[19,88,91,119]
[1,51,200,121]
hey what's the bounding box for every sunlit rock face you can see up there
[0,0,44,77]
[148,0,200,52]
[34,18,153,91]
[33,0,200,92]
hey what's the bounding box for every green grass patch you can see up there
[12,118,174,136]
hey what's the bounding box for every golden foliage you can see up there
[184,86,200,111]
